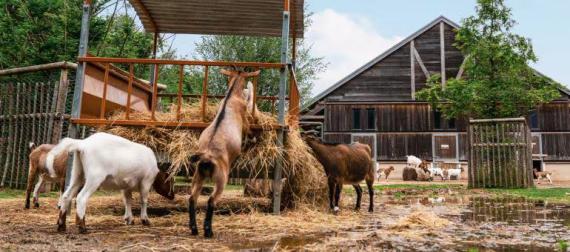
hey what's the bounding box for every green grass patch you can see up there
[373,183,465,191]
[487,188,570,204]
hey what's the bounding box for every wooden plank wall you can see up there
[325,23,463,102]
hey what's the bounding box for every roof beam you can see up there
[130,0,157,32]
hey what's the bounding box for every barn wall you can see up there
[537,103,570,131]
[542,133,570,161]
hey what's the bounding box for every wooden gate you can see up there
[468,118,534,188]
[0,63,73,189]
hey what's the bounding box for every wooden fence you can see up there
[0,63,74,189]
[468,118,534,188]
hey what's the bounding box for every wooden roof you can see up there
[129,0,304,38]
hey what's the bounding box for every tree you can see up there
[193,17,327,106]
[416,0,561,119]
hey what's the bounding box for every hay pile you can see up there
[98,101,327,208]
[389,211,451,230]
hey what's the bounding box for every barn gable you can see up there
[304,16,569,112]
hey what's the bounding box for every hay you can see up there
[389,211,451,230]
[98,101,327,208]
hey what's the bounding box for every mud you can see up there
[0,187,568,251]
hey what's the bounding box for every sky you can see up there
[169,0,570,96]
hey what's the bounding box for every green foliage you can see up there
[416,0,561,119]
[193,24,327,105]
[558,240,568,252]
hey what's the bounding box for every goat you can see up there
[48,132,174,233]
[444,167,464,180]
[188,69,260,238]
[25,143,68,209]
[428,165,446,181]
[304,135,375,213]
[376,165,395,182]
[406,155,423,169]
[533,169,553,184]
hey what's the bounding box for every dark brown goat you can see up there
[25,143,68,209]
[304,136,375,213]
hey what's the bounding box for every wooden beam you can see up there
[456,56,468,79]
[130,0,157,32]
[0,62,76,76]
[412,47,430,79]
[78,57,285,69]
[71,119,283,130]
[410,40,416,100]
[440,22,446,87]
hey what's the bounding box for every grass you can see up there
[373,183,465,191]
[487,187,570,204]
[0,188,119,200]
[559,240,568,252]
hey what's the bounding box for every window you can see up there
[434,110,442,129]
[352,109,361,129]
[434,110,456,130]
[530,111,538,129]
[366,108,376,130]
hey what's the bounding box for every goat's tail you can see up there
[190,152,216,178]
[46,138,81,178]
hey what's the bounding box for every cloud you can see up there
[305,9,403,96]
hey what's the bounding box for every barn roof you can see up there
[128,0,304,38]
[303,15,569,111]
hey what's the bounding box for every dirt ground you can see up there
[0,184,569,251]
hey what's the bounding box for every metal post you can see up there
[273,1,290,215]
[65,0,91,190]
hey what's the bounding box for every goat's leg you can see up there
[139,182,152,226]
[74,176,104,234]
[334,183,342,213]
[547,174,553,184]
[32,176,44,208]
[366,178,374,212]
[327,179,335,211]
[25,161,37,209]
[121,190,134,225]
[57,177,66,209]
[204,171,227,238]
[188,173,204,236]
[353,184,362,211]
[57,179,82,232]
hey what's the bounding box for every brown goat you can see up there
[304,136,375,213]
[188,69,259,238]
[377,166,395,182]
[25,143,68,209]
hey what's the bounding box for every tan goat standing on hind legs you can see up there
[188,69,259,238]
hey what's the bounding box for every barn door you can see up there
[432,133,458,161]
[352,134,377,160]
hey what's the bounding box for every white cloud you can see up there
[305,9,403,96]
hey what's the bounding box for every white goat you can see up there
[47,132,174,233]
[428,165,446,181]
[445,168,463,180]
[406,155,423,169]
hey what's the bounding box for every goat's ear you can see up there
[241,70,261,78]
[189,154,201,164]
[29,142,36,150]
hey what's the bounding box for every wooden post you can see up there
[126,64,134,120]
[51,68,70,143]
[100,63,110,119]
[410,40,416,100]
[177,65,184,121]
[150,63,159,120]
[439,22,446,87]
[201,66,209,122]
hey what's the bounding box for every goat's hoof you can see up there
[24,204,30,210]
[125,218,134,225]
[190,228,199,236]
[78,226,88,234]
[141,219,151,226]
[354,207,361,211]
[204,229,213,238]
[368,208,374,213]
[57,224,66,232]
[34,202,40,208]
[57,204,61,209]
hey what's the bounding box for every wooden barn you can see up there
[302,16,570,180]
